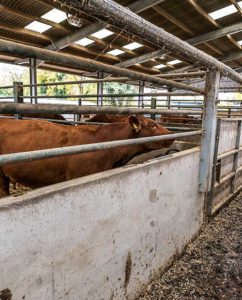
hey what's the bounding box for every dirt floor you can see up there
[138,192,242,300]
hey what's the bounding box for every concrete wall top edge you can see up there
[0,147,200,211]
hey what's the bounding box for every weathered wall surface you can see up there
[214,119,242,207]
[0,148,203,300]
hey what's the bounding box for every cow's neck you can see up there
[77,122,147,166]
[96,122,147,166]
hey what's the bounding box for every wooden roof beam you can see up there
[127,0,167,13]
[186,0,242,50]
[16,0,166,66]
[0,4,69,33]
[62,0,242,83]
[221,50,242,62]
[153,5,223,55]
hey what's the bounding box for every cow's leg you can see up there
[0,168,10,198]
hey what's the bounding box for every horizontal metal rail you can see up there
[0,130,202,166]
[22,92,201,99]
[23,77,131,87]
[217,147,242,160]
[0,103,204,115]
[214,171,236,188]
[0,86,13,90]
[218,118,242,121]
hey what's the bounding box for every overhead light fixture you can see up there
[238,40,242,45]
[92,29,114,39]
[75,38,94,46]
[42,9,66,23]
[107,49,125,56]
[67,14,83,27]
[168,59,182,65]
[25,21,51,33]
[123,42,143,50]
[154,64,166,69]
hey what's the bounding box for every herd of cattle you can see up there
[0,112,199,198]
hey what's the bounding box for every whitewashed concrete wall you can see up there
[218,120,238,155]
[0,148,203,300]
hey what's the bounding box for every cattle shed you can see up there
[0,0,241,299]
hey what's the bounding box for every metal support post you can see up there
[76,98,82,122]
[167,87,172,109]
[138,81,145,108]
[199,70,220,196]
[13,81,23,119]
[151,97,157,120]
[206,118,221,216]
[29,58,37,104]
[97,72,104,106]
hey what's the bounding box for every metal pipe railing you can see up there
[217,147,242,160]
[21,92,201,99]
[0,39,204,94]
[0,130,202,167]
[0,103,204,115]
[0,85,13,90]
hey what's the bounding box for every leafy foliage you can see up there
[103,82,138,107]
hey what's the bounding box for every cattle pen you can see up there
[0,0,241,299]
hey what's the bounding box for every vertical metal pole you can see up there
[167,87,172,109]
[206,118,221,216]
[199,70,220,195]
[13,81,23,119]
[29,58,37,104]
[77,98,82,122]
[138,81,145,108]
[228,108,231,118]
[97,72,103,107]
[151,97,157,120]
[231,120,241,193]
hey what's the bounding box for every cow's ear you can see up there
[129,116,141,133]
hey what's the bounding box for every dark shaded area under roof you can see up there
[0,0,241,76]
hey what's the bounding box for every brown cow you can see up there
[1,113,67,124]
[159,113,200,125]
[87,114,127,123]
[0,116,173,197]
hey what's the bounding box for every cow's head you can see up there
[128,115,174,149]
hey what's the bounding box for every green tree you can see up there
[103,82,138,107]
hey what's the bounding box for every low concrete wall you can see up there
[0,148,203,300]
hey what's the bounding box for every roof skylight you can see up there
[107,49,125,56]
[168,59,182,65]
[209,4,237,20]
[154,64,166,69]
[75,38,94,46]
[42,9,67,23]
[92,29,114,39]
[123,42,143,50]
[25,21,52,33]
